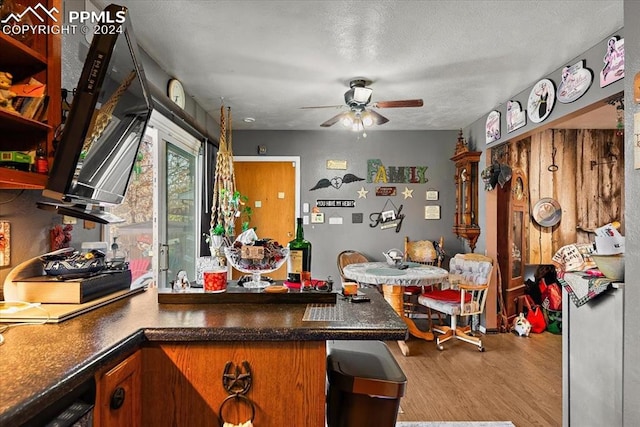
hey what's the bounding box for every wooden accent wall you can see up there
[493,129,624,265]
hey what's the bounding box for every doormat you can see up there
[396,422,515,427]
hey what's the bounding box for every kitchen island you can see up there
[0,286,406,426]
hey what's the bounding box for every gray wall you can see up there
[623,1,639,424]
[232,129,461,281]
[464,29,625,255]
[0,190,101,289]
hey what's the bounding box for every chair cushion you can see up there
[406,240,437,263]
[448,255,492,285]
[404,285,422,294]
[420,289,471,303]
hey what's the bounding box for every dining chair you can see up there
[417,253,493,351]
[337,250,370,285]
[402,236,445,324]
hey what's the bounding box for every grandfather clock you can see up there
[451,131,481,252]
[496,167,528,319]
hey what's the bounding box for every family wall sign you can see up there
[366,159,429,184]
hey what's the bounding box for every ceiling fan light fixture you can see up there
[352,117,364,132]
[353,86,373,104]
[361,111,374,127]
[342,113,354,127]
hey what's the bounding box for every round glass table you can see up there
[342,261,448,356]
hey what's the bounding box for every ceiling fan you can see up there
[301,79,423,131]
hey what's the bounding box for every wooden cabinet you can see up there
[497,168,528,319]
[142,341,326,427]
[451,131,481,252]
[95,350,142,427]
[0,0,61,189]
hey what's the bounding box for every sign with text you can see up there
[375,187,397,196]
[316,199,356,208]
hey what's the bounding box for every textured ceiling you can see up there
[94,0,623,131]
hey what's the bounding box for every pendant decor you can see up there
[527,79,555,123]
[369,198,404,232]
[209,104,236,263]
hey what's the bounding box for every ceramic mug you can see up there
[203,267,227,292]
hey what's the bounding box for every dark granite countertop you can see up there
[0,286,406,425]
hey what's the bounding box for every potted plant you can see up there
[204,223,226,252]
[219,189,253,235]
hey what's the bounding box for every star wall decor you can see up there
[402,187,414,199]
[357,186,369,199]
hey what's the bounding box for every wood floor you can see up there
[387,324,562,427]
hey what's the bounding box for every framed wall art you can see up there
[424,205,441,220]
[557,60,593,103]
[600,36,624,88]
[486,110,501,144]
[426,190,439,201]
[527,79,555,123]
[507,100,526,133]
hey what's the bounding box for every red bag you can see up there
[542,282,562,311]
[524,295,546,333]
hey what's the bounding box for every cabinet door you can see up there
[497,168,528,318]
[95,350,142,427]
[142,341,326,427]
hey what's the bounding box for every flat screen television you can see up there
[38,4,153,224]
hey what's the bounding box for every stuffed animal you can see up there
[0,72,17,113]
[173,269,191,290]
[512,312,532,337]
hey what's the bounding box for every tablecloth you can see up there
[559,271,615,307]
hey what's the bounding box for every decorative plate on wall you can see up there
[527,79,555,123]
[532,197,562,227]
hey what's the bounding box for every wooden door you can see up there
[233,160,297,280]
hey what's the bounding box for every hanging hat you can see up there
[498,163,512,188]
[532,198,562,227]
[481,162,500,191]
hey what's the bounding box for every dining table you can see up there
[342,261,449,356]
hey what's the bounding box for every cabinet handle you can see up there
[110,387,126,410]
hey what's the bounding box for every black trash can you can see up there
[326,340,407,427]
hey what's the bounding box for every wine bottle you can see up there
[287,218,312,283]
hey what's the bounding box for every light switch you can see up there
[254,201,262,208]
[303,203,309,213]
[303,215,309,225]
[278,192,285,199]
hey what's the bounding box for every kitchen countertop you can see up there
[0,286,406,425]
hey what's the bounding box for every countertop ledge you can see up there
[0,287,406,426]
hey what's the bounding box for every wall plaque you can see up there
[326,160,347,170]
[316,199,355,208]
[375,187,396,196]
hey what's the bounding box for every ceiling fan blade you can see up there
[374,99,424,108]
[321,112,349,127]
[300,105,344,109]
[368,110,389,125]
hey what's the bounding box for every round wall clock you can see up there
[527,78,555,123]
[167,78,186,109]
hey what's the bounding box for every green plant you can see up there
[203,223,226,246]
[207,190,254,242]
